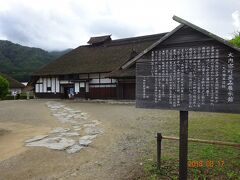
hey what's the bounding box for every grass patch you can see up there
[188,144,240,179]
[143,158,179,180]
[141,111,240,179]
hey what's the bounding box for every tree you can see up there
[229,32,240,47]
[0,75,9,100]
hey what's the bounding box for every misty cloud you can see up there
[0,0,239,50]
[87,19,142,39]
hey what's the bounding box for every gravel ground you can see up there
[0,99,178,180]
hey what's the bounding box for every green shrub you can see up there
[3,95,15,100]
[0,75,9,100]
[229,32,240,47]
[2,93,34,100]
[19,95,27,99]
[19,94,34,99]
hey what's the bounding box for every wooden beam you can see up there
[172,15,240,52]
[161,136,240,148]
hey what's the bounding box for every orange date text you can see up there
[188,160,224,168]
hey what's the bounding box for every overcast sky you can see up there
[0,0,239,51]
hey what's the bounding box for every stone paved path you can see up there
[25,101,103,153]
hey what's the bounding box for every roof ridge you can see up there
[75,32,167,49]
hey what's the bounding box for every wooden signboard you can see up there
[136,44,240,113]
[136,43,240,179]
[134,16,240,180]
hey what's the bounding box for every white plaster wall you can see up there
[75,82,79,93]
[36,77,60,93]
[51,77,56,93]
[59,80,69,84]
[47,78,51,92]
[37,78,42,93]
[111,79,117,83]
[90,84,116,88]
[80,82,85,87]
[90,79,99,83]
[56,78,60,93]
[47,78,51,87]
[43,78,47,93]
[100,78,112,83]
[89,78,117,84]
[86,82,89,92]
[35,84,39,93]
[39,83,43,92]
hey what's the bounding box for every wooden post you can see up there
[157,133,162,169]
[179,111,188,180]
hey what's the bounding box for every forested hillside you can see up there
[0,40,72,81]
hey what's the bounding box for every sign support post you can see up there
[157,133,162,169]
[179,111,188,180]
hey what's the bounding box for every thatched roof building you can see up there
[31,33,168,99]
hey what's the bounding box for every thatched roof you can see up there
[87,35,111,45]
[33,33,167,76]
[107,67,135,78]
[0,72,25,88]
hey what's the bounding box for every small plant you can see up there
[229,32,240,47]
[227,171,239,179]
[0,75,9,100]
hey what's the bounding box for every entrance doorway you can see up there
[61,84,74,99]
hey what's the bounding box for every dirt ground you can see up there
[0,99,175,180]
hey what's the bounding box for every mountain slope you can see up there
[0,40,72,81]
